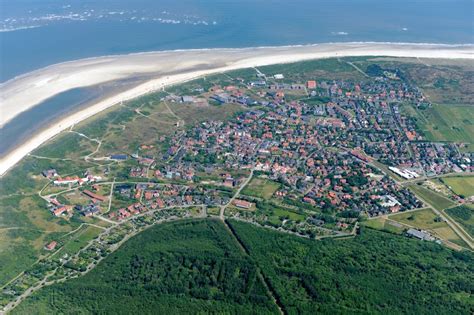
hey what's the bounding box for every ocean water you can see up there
[0,0,473,159]
[1,0,473,82]
[0,77,145,156]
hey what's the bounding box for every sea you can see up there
[0,0,473,156]
[1,0,473,82]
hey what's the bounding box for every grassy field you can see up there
[389,208,445,230]
[408,184,456,210]
[362,217,405,235]
[402,103,474,143]
[388,208,467,247]
[0,194,80,287]
[270,207,306,223]
[441,176,474,197]
[53,225,103,258]
[241,178,280,200]
[33,132,97,160]
[445,205,474,237]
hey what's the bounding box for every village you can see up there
[35,65,473,246]
[3,61,473,310]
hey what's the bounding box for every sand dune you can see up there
[0,42,473,176]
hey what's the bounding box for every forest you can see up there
[13,219,474,314]
[227,220,474,314]
[13,219,278,314]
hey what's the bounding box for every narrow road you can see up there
[346,61,369,77]
[220,168,254,219]
[220,219,285,315]
[411,196,474,249]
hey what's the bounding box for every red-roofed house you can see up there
[45,241,57,251]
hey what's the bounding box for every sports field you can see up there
[241,178,280,200]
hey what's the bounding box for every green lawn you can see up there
[241,178,280,199]
[445,205,474,237]
[403,104,474,143]
[54,225,102,257]
[408,184,456,210]
[272,208,306,222]
[390,208,446,230]
[362,218,405,235]
[441,176,474,198]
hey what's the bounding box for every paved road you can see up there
[220,168,254,219]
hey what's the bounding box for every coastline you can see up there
[1,42,473,176]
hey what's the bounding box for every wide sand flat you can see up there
[0,43,473,176]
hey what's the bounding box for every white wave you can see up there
[0,25,42,32]
[332,31,349,36]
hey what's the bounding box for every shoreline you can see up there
[1,42,473,176]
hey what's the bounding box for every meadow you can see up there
[241,178,281,200]
[402,104,474,143]
[408,184,456,210]
[441,176,474,198]
[445,205,474,237]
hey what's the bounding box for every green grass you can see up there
[33,132,96,160]
[445,205,474,237]
[363,218,386,230]
[272,208,306,222]
[241,178,280,199]
[390,208,446,230]
[363,218,405,235]
[54,225,102,257]
[408,184,456,210]
[403,103,474,143]
[0,194,78,287]
[441,176,474,198]
[388,208,467,246]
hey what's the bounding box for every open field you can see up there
[445,205,474,237]
[0,194,80,287]
[441,176,474,197]
[270,207,306,224]
[388,208,467,247]
[408,184,456,210]
[401,104,474,143]
[389,208,445,230]
[362,217,404,234]
[53,225,103,258]
[241,178,280,200]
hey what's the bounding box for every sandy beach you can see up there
[1,42,473,176]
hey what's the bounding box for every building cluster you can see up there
[41,67,472,227]
[140,75,443,216]
[108,183,231,221]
